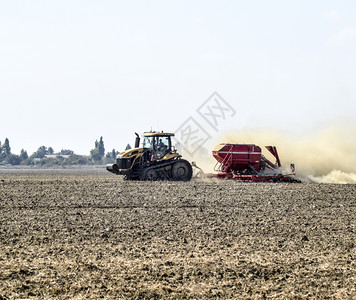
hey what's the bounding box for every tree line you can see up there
[0,137,119,166]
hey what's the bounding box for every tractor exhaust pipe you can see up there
[135,132,140,148]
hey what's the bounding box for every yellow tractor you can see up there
[106,131,192,181]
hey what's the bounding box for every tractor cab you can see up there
[142,132,174,160]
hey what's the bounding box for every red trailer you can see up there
[193,143,300,182]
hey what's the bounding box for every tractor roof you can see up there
[142,131,175,137]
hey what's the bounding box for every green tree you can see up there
[98,136,105,157]
[90,148,102,163]
[2,138,11,155]
[0,141,3,162]
[0,138,11,163]
[6,154,21,165]
[60,149,74,155]
[20,149,28,160]
[48,147,54,155]
[90,137,105,163]
[104,149,118,164]
[111,149,117,159]
[32,146,48,158]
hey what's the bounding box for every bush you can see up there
[63,155,89,165]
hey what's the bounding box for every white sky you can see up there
[1,1,355,155]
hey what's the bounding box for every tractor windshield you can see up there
[142,136,171,152]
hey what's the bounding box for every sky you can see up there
[1,1,356,156]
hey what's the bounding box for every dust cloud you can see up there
[215,120,356,184]
[180,146,217,178]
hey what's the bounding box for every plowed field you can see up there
[0,169,355,299]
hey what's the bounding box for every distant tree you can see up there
[125,144,131,150]
[48,147,54,155]
[2,138,11,155]
[60,149,74,155]
[112,149,117,159]
[104,149,118,164]
[20,149,28,160]
[0,141,3,162]
[32,146,48,158]
[6,154,21,165]
[98,136,105,157]
[0,138,11,163]
[90,148,102,163]
[20,149,31,165]
[90,137,105,163]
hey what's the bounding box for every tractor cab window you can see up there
[156,136,170,151]
[155,136,171,158]
[143,136,154,149]
[143,135,171,159]
[143,136,171,150]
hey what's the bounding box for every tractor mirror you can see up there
[290,164,295,173]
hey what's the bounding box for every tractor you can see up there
[106,131,192,181]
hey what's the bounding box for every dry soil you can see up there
[0,169,355,299]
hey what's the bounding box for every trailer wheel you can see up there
[172,160,192,181]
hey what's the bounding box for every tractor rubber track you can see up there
[140,160,177,181]
[140,159,192,181]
